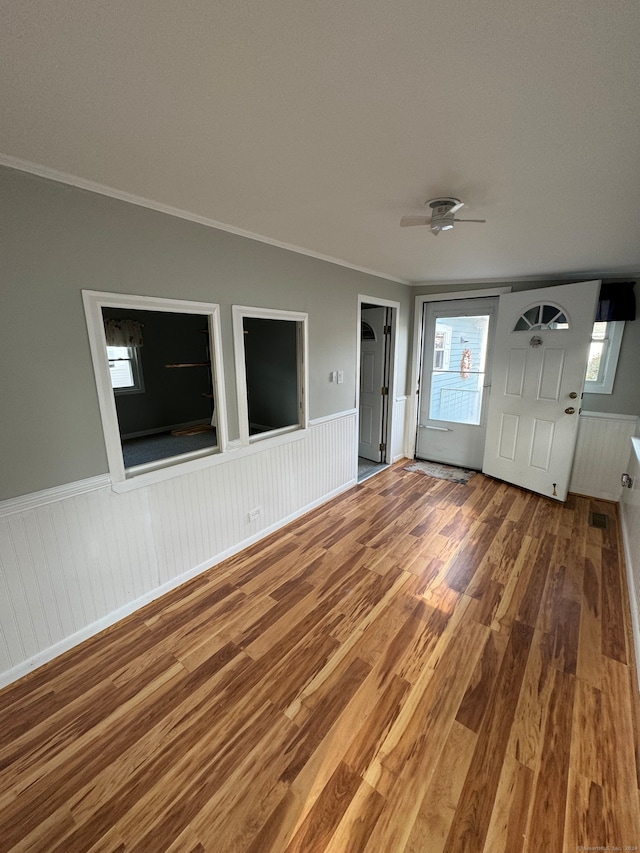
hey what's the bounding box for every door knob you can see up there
[568,392,578,399]
[564,407,576,415]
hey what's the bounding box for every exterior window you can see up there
[433,325,452,371]
[584,321,624,394]
[107,345,143,393]
[233,306,308,444]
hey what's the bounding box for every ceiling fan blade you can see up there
[400,215,431,227]
[448,201,464,215]
[453,218,486,223]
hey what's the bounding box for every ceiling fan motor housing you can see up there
[426,198,457,232]
[427,197,459,232]
[428,199,457,214]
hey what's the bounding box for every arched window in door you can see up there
[513,304,569,331]
[361,320,376,341]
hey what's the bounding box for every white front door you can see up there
[416,298,498,469]
[482,280,600,501]
[359,306,387,462]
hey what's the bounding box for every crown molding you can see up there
[0,153,410,286]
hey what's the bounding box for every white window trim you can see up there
[232,305,309,447]
[83,290,228,488]
[584,320,625,395]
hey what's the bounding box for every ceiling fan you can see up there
[400,197,486,236]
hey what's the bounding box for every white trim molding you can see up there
[407,286,512,460]
[82,289,229,489]
[357,294,402,467]
[232,304,309,448]
[0,475,112,518]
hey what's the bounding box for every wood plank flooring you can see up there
[1,463,639,852]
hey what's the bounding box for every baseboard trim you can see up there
[620,507,640,696]
[0,477,357,689]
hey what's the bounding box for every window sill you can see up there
[110,427,308,493]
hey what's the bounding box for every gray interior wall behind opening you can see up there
[242,317,299,432]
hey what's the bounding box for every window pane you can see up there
[584,320,624,394]
[585,341,604,382]
[109,358,134,388]
[429,314,490,425]
[592,321,608,341]
[107,346,135,389]
[515,305,569,331]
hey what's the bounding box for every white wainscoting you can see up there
[569,412,639,502]
[391,396,408,462]
[0,413,357,687]
[620,435,640,692]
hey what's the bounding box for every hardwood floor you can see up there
[1,463,639,852]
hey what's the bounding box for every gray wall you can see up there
[412,279,640,416]
[0,166,411,500]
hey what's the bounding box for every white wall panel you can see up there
[0,414,357,686]
[569,413,639,501]
[391,396,408,462]
[620,436,640,691]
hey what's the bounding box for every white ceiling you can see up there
[2,1,639,284]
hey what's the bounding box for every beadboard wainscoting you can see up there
[621,435,640,690]
[0,412,358,687]
[569,412,640,502]
[391,395,409,462]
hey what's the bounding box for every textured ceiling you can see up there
[1,1,639,283]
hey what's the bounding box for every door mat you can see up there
[404,460,477,484]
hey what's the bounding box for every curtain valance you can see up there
[596,281,636,322]
[104,318,144,348]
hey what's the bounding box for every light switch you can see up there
[337,370,344,384]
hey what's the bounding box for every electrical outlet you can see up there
[248,506,262,522]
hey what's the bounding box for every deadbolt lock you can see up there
[564,407,576,415]
[568,392,578,399]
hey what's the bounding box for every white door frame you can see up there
[356,294,400,471]
[408,287,512,459]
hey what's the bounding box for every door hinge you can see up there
[383,325,391,335]
[381,386,389,396]
[379,442,386,452]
